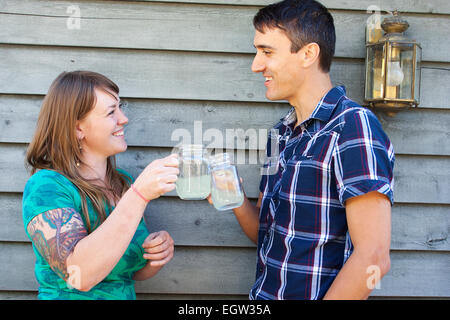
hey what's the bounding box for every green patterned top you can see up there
[22,169,149,300]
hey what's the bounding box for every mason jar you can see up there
[175,144,210,200]
[209,153,244,211]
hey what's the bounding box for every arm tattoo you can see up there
[27,208,88,281]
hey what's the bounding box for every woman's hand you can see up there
[142,230,174,267]
[133,154,179,201]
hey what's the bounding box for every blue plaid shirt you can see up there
[250,86,395,300]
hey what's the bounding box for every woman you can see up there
[22,71,179,299]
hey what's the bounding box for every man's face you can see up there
[251,27,304,104]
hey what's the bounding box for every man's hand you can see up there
[207,176,261,244]
[207,177,244,206]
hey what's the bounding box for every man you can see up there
[223,0,394,300]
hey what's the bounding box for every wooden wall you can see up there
[0,0,449,299]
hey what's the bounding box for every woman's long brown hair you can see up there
[26,71,130,233]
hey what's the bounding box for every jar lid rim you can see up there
[179,144,205,149]
[209,152,233,166]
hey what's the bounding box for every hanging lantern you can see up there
[364,10,422,114]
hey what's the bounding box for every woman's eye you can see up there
[119,101,128,110]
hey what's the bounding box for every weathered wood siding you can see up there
[0,0,448,299]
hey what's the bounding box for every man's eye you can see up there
[108,110,115,116]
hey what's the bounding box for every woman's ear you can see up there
[75,120,84,141]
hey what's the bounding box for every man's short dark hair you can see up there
[253,0,336,73]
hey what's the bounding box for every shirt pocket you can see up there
[282,130,340,195]
[279,153,333,201]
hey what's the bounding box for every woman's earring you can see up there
[76,139,82,167]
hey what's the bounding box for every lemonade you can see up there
[209,155,244,211]
[176,175,211,200]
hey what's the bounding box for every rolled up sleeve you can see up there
[333,108,395,206]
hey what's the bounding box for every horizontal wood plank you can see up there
[2,0,449,15]
[371,108,450,155]
[0,1,448,61]
[0,242,448,297]
[0,94,286,150]
[0,290,247,300]
[0,290,37,300]
[371,251,450,297]
[389,204,450,251]
[0,45,449,109]
[1,94,449,155]
[130,0,450,14]
[0,45,354,102]
[2,290,446,300]
[3,191,448,251]
[1,143,449,203]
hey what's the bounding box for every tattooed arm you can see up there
[27,208,88,285]
[27,186,147,291]
[27,187,148,292]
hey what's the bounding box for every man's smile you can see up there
[264,76,273,86]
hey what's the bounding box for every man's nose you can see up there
[251,54,264,73]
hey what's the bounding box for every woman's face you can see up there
[76,88,128,161]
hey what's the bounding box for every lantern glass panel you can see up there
[386,42,414,100]
[414,45,422,104]
[365,43,385,100]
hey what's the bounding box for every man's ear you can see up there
[300,42,321,69]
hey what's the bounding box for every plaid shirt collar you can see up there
[281,85,347,127]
